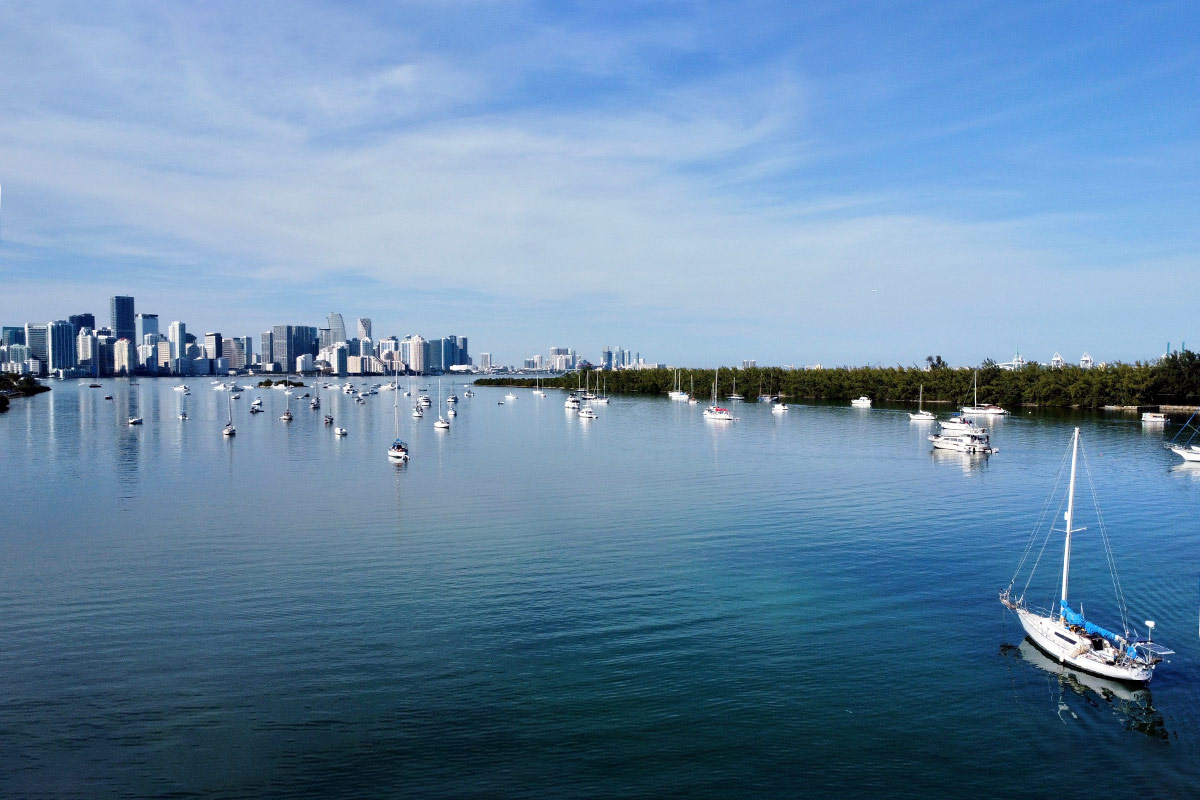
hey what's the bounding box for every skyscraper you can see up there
[24,323,49,371]
[408,335,426,374]
[68,313,95,336]
[136,313,159,344]
[47,320,77,372]
[204,332,223,360]
[261,331,274,369]
[357,317,372,340]
[272,325,318,372]
[110,296,135,343]
[168,321,186,363]
[327,313,347,344]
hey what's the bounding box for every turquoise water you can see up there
[2,380,1199,798]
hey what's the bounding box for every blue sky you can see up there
[1,1,1196,367]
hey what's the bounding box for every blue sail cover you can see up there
[1059,602,1136,657]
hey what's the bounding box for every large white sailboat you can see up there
[1000,428,1172,683]
[909,385,935,422]
[388,364,409,461]
[668,369,688,401]
[703,369,735,421]
[961,370,1009,416]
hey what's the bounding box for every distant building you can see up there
[1049,352,1065,369]
[357,317,372,340]
[168,321,187,365]
[68,314,95,336]
[113,338,135,376]
[135,313,158,343]
[742,359,757,369]
[1079,352,1093,369]
[110,296,135,343]
[204,332,223,360]
[479,352,492,371]
[24,323,49,374]
[1,326,25,346]
[998,351,1027,370]
[327,313,347,344]
[47,320,77,372]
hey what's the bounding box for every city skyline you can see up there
[0,3,1197,366]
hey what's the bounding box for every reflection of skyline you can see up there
[1003,639,1167,739]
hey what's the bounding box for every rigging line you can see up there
[1009,442,1073,589]
[1079,442,1132,635]
[1021,493,1066,607]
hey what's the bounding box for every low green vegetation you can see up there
[0,374,52,413]
[477,351,1200,409]
[257,378,305,387]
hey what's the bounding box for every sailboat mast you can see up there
[1060,427,1080,618]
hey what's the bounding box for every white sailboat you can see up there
[703,369,735,421]
[279,376,293,422]
[909,385,936,421]
[434,380,450,430]
[127,383,143,425]
[961,370,1009,416]
[1000,428,1172,683]
[223,393,236,437]
[668,368,688,401]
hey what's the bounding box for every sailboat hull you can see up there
[1012,607,1152,683]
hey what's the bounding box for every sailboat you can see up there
[388,364,410,460]
[434,380,450,430]
[727,374,744,402]
[961,370,1009,416]
[688,375,697,405]
[223,393,236,436]
[279,376,293,422]
[703,369,735,421]
[534,374,547,398]
[669,368,688,401]
[909,385,936,421]
[592,376,609,405]
[1000,428,1172,683]
[310,377,321,410]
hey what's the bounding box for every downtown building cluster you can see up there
[1,298,470,378]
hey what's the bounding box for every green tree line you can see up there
[476,351,1200,408]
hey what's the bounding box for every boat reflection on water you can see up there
[929,447,990,473]
[1002,639,1167,739]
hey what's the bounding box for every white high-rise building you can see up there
[408,335,426,375]
[327,313,347,343]
[168,321,186,363]
[479,352,492,371]
[113,338,136,376]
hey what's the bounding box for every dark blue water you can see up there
[3,380,1199,798]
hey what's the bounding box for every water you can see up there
[2,380,1199,798]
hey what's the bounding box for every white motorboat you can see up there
[504,392,517,401]
[578,405,597,419]
[413,406,424,418]
[1141,412,1167,423]
[434,418,450,430]
[388,439,409,461]
[173,384,190,392]
[564,393,580,409]
[928,431,996,454]
[771,402,788,413]
[1167,444,1200,462]
[127,416,143,425]
[334,427,347,436]
[850,396,872,408]
[1000,428,1172,683]
[938,414,986,436]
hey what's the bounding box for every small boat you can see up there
[505,392,517,401]
[578,405,598,419]
[704,369,736,421]
[909,385,936,421]
[464,389,475,398]
[1142,412,1168,423]
[179,412,188,420]
[223,394,235,436]
[668,368,689,401]
[249,406,264,414]
[388,439,409,461]
[564,393,580,409]
[727,376,744,402]
[447,394,458,404]
[127,416,143,425]
[280,409,293,422]
[419,395,432,407]
[928,431,996,454]
[104,395,113,400]
[850,396,872,408]
[1001,428,1172,683]
[771,402,788,413]
[334,427,347,436]
[88,383,102,388]
[173,384,189,392]
[961,370,1009,416]
[251,397,263,406]
[447,406,457,417]
[231,393,241,400]
[1167,444,1200,462]
[434,418,450,430]
[938,414,986,436]
[324,414,334,425]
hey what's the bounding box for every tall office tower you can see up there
[94,332,115,376]
[260,331,274,369]
[357,318,372,340]
[378,336,399,356]
[237,336,253,365]
[1,326,24,346]
[157,340,172,371]
[168,321,186,362]
[408,335,426,374]
[24,323,49,370]
[137,343,158,373]
[222,339,246,370]
[136,313,159,343]
[113,339,135,376]
[318,328,333,349]
[457,336,468,365]
[68,313,95,336]
[77,328,97,374]
[271,325,318,372]
[204,332,223,360]
[327,313,347,344]
[332,343,349,376]
[479,352,491,371]
[602,346,612,370]
[47,320,77,372]
[110,296,135,343]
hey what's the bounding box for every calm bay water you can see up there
[2,379,1199,798]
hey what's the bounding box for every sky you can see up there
[0,1,1197,368]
